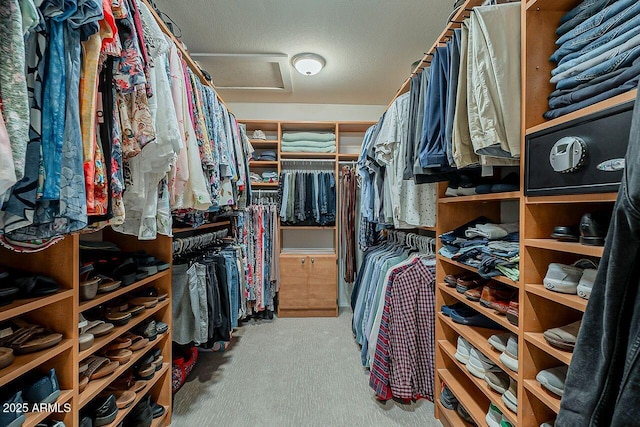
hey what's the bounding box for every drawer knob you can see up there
[311,258,315,264]
[549,136,587,173]
[301,258,305,264]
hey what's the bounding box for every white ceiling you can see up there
[152,0,454,105]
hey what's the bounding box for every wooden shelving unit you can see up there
[172,220,231,235]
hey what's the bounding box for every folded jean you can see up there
[556,0,614,37]
[551,30,640,82]
[465,223,519,240]
[551,0,640,63]
[555,44,640,91]
[557,15,640,67]
[548,58,640,109]
[545,73,640,120]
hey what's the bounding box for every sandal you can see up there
[109,373,146,393]
[134,353,156,380]
[13,275,59,298]
[82,320,114,337]
[129,296,158,309]
[106,336,132,351]
[135,287,168,302]
[111,258,138,287]
[79,375,89,393]
[0,347,14,370]
[134,320,157,342]
[105,390,136,409]
[83,356,119,381]
[105,310,132,326]
[0,320,63,355]
[79,333,94,352]
[104,348,133,365]
[96,275,121,294]
[123,333,149,352]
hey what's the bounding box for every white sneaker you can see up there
[499,335,519,373]
[543,263,584,294]
[488,333,513,353]
[486,403,503,427]
[467,348,501,379]
[455,336,472,365]
[251,129,266,140]
[502,377,518,414]
[577,268,597,300]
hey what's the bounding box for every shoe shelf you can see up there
[438,256,519,288]
[524,333,572,366]
[524,239,604,258]
[435,400,474,427]
[79,331,169,408]
[249,139,280,145]
[79,271,170,312]
[79,300,169,361]
[437,368,488,426]
[0,339,73,389]
[249,161,279,167]
[524,284,588,313]
[439,284,519,334]
[439,191,521,204]
[172,220,231,235]
[438,313,517,380]
[104,363,170,427]
[523,379,561,414]
[0,290,74,323]
[23,389,73,427]
[439,340,518,425]
[250,182,279,188]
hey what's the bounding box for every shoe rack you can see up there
[428,1,639,427]
[519,0,635,425]
[0,230,172,427]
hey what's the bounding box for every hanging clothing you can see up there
[340,165,358,284]
[278,170,336,226]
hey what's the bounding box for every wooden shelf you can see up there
[280,225,336,230]
[104,363,170,427]
[525,0,584,11]
[79,331,169,408]
[0,289,74,323]
[249,139,279,145]
[524,379,561,414]
[437,368,487,427]
[421,226,436,232]
[0,339,73,389]
[80,271,171,312]
[525,284,588,312]
[439,191,520,204]
[251,182,279,188]
[439,340,517,425]
[525,332,573,366]
[525,192,618,204]
[280,152,336,159]
[23,389,73,427]
[526,90,637,135]
[79,300,169,361]
[439,284,519,334]
[437,256,519,288]
[438,313,517,380]
[249,161,279,167]
[172,221,230,234]
[524,239,604,258]
[337,153,359,161]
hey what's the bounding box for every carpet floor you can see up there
[171,309,440,427]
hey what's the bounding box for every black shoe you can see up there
[579,212,610,246]
[151,401,165,419]
[551,225,579,242]
[124,395,153,427]
[90,394,118,427]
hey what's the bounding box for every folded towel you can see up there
[281,140,336,149]
[282,132,335,142]
[281,145,336,153]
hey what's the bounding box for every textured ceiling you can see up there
[152,0,454,105]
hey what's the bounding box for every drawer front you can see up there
[308,255,337,310]
[525,100,633,196]
[279,255,308,309]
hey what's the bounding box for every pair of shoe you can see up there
[486,403,515,427]
[444,272,489,294]
[448,305,503,329]
[476,283,517,315]
[551,211,610,246]
[543,259,598,297]
[488,333,519,373]
[543,320,581,352]
[439,384,477,424]
[0,369,61,427]
[122,394,165,427]
[536,366,568,397]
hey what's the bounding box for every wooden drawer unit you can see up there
[278,254,337,317]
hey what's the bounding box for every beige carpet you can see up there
[170,309,441,427]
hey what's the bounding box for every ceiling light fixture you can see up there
[292,53,325,76]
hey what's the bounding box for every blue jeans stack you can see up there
[545,0,640,120]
